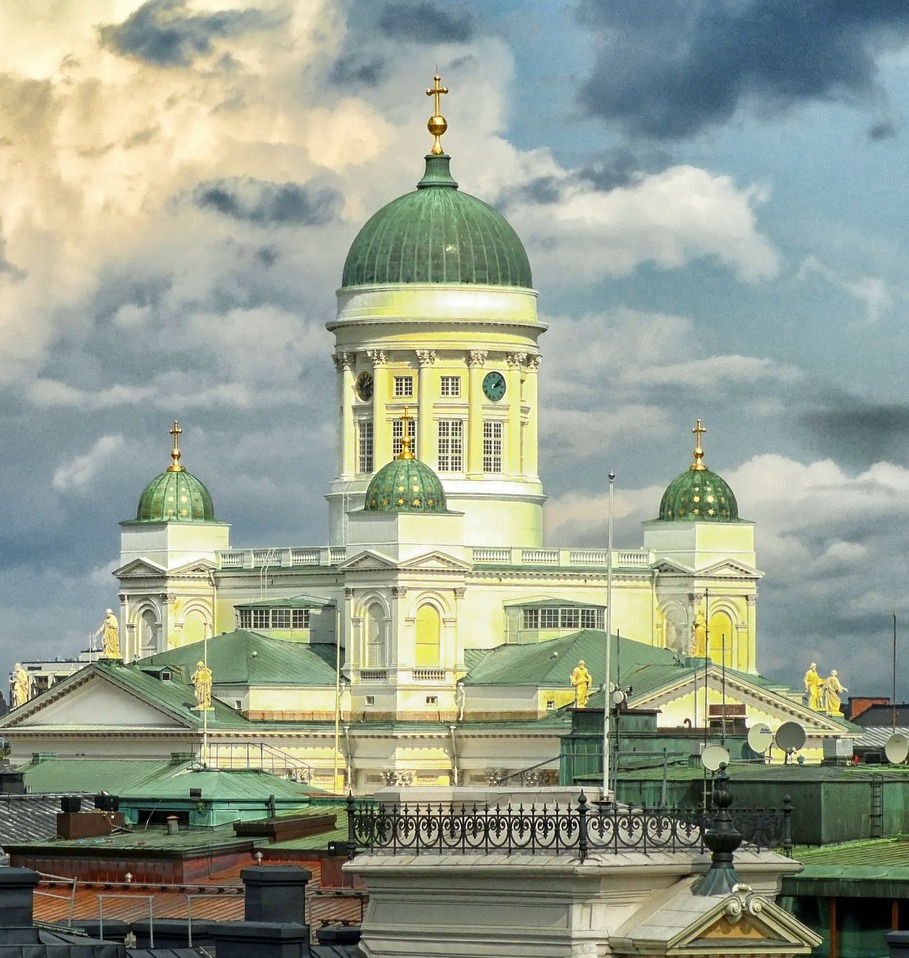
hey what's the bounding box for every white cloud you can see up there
[52,434,125,492]
[797,255,896,326]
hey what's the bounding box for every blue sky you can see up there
[1,0,908,698]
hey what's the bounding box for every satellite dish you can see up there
[775,721,807,753]
[701,744,731,772]
[885,733,909,764]
[747,723,773,753]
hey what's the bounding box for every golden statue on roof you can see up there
[95,608,121,659]
[192,660,214,711]
[571,659,592,708]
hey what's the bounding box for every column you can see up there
[467,350,487,475]
[333,352,356,477]
[524,354,541,479]
[505,352,526,475]
[745,594,758,672]
[368,349,390,467]
[119,592,131,661]
[416,349,436,462]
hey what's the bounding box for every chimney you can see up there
[241,865,312,923]
[0,868,40,929]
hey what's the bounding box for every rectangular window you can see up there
[358,419,374,473]
[440,375,461,397]
[560,608,580,629]
[252,609,269,630]
[580,609,598,629]
[272,608,290,629]
[522,609,540,630]
[437,420,464,472]
[392,416,417,458]
[483,420,503,473]
[540,608,559,629]
[238,610,251,629]
[426,695,439,706]
[393,375,414,397]
[292,609,310,629]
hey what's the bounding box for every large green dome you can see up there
[365,446,447,513]
[136,469,215,523]
[657,421,740,522]
[341,154,532,289]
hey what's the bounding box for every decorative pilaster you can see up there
[467,350,488,476]
[524,354,541,479]
[416,350,435,463]
[334,352,357,477]
[505,353,526,475]
[368,350,390,467]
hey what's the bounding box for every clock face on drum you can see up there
[356,371,374,401]
[482,371,506,402]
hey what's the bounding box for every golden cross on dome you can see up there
[691,419,706,472]
[425,74,449,155]
[398,407,415,460]
[168,420,185,472]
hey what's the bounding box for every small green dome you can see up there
[657,420,740,522]
[136,468,215,522]
[658,468,739,522]
[365,452,448,513]
[342,154,532,289]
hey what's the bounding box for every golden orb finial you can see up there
[690,419,707,472]
[397,407,415,460]
[167,420,185,472]
[426,74,449,155]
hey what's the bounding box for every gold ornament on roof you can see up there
[426,74,449,155]
[95,608,121,659]
[570,659,592,709]
[167,420,185,473]
[690,419,707,472]
[397,407,415,460]
[192,660,214,711]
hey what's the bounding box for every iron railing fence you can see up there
[345,792,792,862]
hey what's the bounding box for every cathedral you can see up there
[0,81,854,791]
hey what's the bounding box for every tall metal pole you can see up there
[893,612,898,732]
[602,471,615,799]
[334,605,342,793]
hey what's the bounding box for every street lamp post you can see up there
[602,471,615,800]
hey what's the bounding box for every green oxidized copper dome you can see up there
[135,422,216,523]
[365,427,447,513]
[658,420,740,522]
[341,154,533,289]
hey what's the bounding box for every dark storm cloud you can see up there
[578,146,675,191]
[191,178,342,227]
[330,58,386,88]
[799,395,909,467]
[867,119,898,141]
[378,1,475,42]
[576,0,909,140]
[99,0,278,67]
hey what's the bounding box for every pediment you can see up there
[1,668,194,731]
[652,559,693,575]
[168,557,218,577]
[613,881,821,956]
[399,550,472,572]
[340,549,397,571]
[114,557,167,578]
[631,667,853,736]
[696,559,762,579]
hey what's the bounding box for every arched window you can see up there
[140,610,159,657]
[182,609,207,648]
[415,605,441,667]
[709,611,734,667]
[366,604,386,667]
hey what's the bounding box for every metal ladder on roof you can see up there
[870,774,884,838]
[208,742,313,782]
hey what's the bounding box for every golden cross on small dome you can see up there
[691,419,707,472]
[168,420,185,472]
[426,74,449,155]
[398,407,415,460]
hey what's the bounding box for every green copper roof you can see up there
[136,468,215,523]
[658,467,739,522]
[341,154,533,289]
[365,454,448,513]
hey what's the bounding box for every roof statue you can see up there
[824,669,847,717]
[135,421,216,523]
[570,659,592,708]
[658,419,740,522]
[95,608,121,659]
[191,660,213,711]
[342,74,532,289]
[804,662,823,711]
[11,663,30,709]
